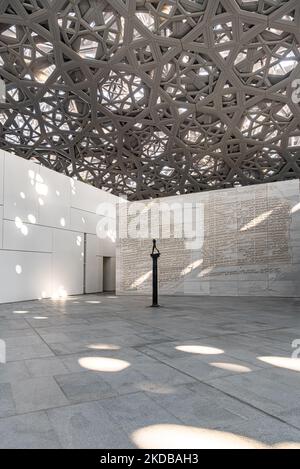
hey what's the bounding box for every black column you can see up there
[151,253,160,307]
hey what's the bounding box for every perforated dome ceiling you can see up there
[0,0,300,199]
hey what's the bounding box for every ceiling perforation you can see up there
[0,0,299,199]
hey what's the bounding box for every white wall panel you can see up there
[0,251,52,303]
[3,220,52,253]
[96,215,116,257]
[38,166,71,229]
[3,152,40,223]
[85,234,103,293]
[70,209,116,255]
[0,150,4,205]
[52,229,84,297]
[97,235,116,257]
[0,151,118,303]
[71,178,117,216]
[70,208,100,234]
[0,206,3,248]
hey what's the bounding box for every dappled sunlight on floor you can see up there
[1,294,300,449]
[87,344,121,351]
[175,345,224,355]
[78,357,130,372]
[258,356,300,372]
[131,424,267,449]
[209,362,252,373]
[275,442,300,449]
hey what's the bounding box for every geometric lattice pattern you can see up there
[0,0,300,199]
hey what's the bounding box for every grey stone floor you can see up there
[0,294,300,449]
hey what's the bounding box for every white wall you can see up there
[85,234,103,294]
[0,150,118,303]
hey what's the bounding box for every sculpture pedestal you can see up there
[150,252,160,308]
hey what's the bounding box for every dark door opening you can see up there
[103,257,116,292]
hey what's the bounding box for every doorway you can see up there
[103,257,116,292]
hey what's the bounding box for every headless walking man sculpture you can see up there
[150,239,160,307]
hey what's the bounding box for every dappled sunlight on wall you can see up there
[180,260,203,277]
[240,210,274,232]
[290,203,300,214]
[130,271,152,290]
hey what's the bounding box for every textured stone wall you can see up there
[116,180,300,297]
